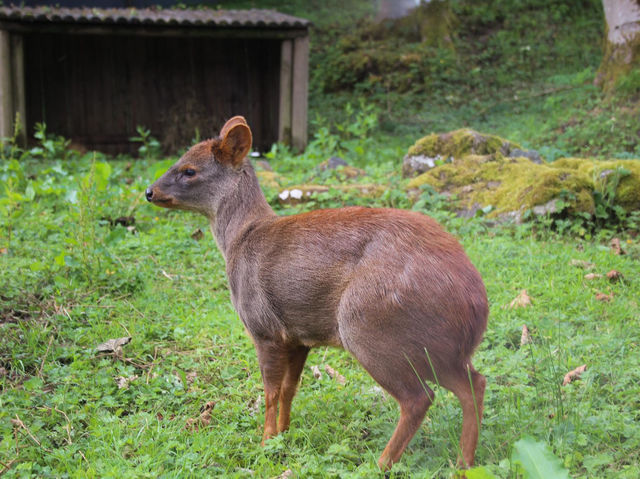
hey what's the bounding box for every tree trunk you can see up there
[597,0,640,91]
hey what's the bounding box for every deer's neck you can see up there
[210,163,276,260]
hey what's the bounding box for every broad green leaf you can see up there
[54,251,66,266]
[29,261,44,271]
[512,437,570,479]
[93,161,112,191]
[24,182,35,201]
[583,453,614,472]
[463,466,498,478]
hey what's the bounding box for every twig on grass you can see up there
[124,299,146,320]
[94,353,151,370]
[117,321,132,337]
[78,450,89,465]
[146,347,159,384]
[11,415,52,453]
[37,336,54,378]
[0,457,19,476]
[40,407,73,445]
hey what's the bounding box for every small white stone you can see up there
[278,190,290,200]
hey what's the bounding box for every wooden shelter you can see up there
[0,6,310,153]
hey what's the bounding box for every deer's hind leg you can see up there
[440,363,486,468]
[340,328,435,470]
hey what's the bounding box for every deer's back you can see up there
[226,207,488,352]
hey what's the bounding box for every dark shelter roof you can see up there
[0,6,310,29]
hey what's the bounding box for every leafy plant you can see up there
[512,437,570,479]
[592,166,631,228]
[130,126,162,160]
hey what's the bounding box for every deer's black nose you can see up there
[145,187,153,202]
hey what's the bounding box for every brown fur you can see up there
[146,117,488,470]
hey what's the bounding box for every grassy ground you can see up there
[2,0,640,477]
[1,146,639,478]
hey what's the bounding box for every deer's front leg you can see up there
[277,345,310,433]
[254,339,288,444]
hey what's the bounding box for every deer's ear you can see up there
[216,120,252,168]
[219,116,248,140]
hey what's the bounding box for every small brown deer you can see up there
[146,116,488,470]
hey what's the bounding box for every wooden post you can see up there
[10,33,26,145]
[0,30,13,139]
[291,35,309,151]
[278,39,293,146]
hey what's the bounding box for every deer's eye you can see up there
[183,168,196,177]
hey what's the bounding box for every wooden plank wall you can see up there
[24,33,281,154]
[0,31,12,138]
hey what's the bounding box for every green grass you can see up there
[2,0,640,476]
[1,149,639,478]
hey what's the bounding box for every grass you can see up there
[2,0,640,476]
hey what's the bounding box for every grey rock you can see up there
[509,148,543,164]
[531,199,559,216]
[402,154,446,177]
[327,156,348,169]
[456,202,482,219]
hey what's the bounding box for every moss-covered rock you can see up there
[404,127,640,218]
[407,154,595,217]
[403,129,521,177]
[552,158,640,212]
[408,128,519,158]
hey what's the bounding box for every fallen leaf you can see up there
[0,248,7,255]
[185,401,215,431]
[191,228,204,241]
[569,259,595,269]
[0,366,7,377]
[507,289,532,309]
[606,270,623,282]
[96,336,131,354]
[310,365,322,380]
[186,371,197,385]
[610,238,624,255]
[324,365,346,385]
[584,273,603,280]
[562,364,587,385]
[276,470,293,479]
[520,325,531,346]
[115,375,138,389]
[595,292,613,302]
